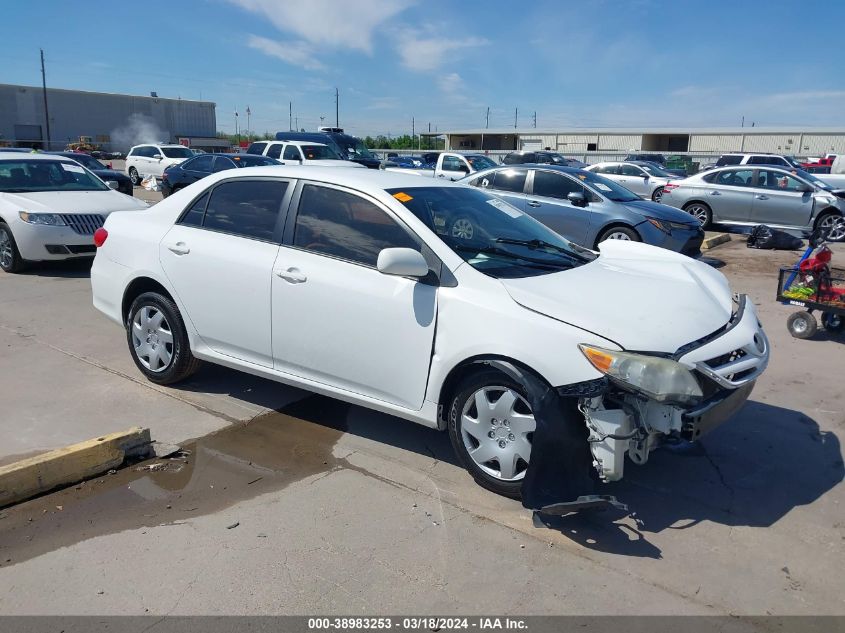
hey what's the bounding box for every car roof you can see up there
[130,143,185,148]
[270,140,329,147]
[0,152,81,162]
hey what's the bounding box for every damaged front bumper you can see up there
[577,295,769,483]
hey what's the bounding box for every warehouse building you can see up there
[0,84,224,152]
[443,127,845,160]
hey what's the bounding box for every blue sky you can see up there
[2,0,844,137]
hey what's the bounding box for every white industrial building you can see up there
[443,127,845,161]
[0,84,224,152]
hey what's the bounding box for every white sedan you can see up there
[91,166,768,498]
[584,161,677,202]
[0,153,148,273]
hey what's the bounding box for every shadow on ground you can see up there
[18,259,93,279]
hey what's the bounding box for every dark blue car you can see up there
[162,153,281,197]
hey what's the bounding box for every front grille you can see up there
[696,336,767,389]
[62,214,105,235]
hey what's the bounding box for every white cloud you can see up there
[396,32,488,72]
[246,34,325,71]
[232,0,413,54]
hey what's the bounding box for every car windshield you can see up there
[574,169,641,202]
[301,145,343,160]
[639,163,674,178]
[231,155,281,167]
[465,155,497,170]
[795,169,833,191]
[386,186,595,279]
[161,147,194,159]
[0,159,109,192]
[336,138,376,159]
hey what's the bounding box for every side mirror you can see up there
[153,154,162,160]
[800,184,813,193]
[377,248,429,278]
[567,192,588,207]
[106,180,119,190]
[643,174,650,180]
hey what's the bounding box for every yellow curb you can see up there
[702,233,732,250]
[0,427,151,507]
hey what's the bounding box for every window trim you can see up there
[282,180,426,271]
[175,176,295,244]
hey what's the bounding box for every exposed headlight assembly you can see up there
[579,344,703,404]
[19,211,66,226]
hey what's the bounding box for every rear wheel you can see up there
[126,292,201,384]
[597,225,640,246]
[0,222,26,273]
[684,202,712,228]
[128,167,141,186]
[787,310,817,339]
[651,186,665,203]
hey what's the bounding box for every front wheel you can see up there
[448,371,536,498]
[815,212,844,241]
[787,310,817,339]
[596,225,640,246]
[684,202,712,228]
[651,186,665,203]
[128,167,141,186]
[126,292,201,384]
[0,222,26,273]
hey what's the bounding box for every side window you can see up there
[293,185,418,267]
[491,169,527,193]
[203,180,288,241]
[188,155,214,172]
[283,145,301,161]
[266,144,283,159]
[469,174,494,189]
[714,169,754,187]
[212,156,235,172]
[179,191,210,227]
[596,164,619,175]
[532,170,585,199]
[502,154,518,165]
[441,156,465,172]
[758,170,805,192]
[619,164,644,177]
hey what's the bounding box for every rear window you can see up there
[246,142,267,155]
[715,155,743,166]
[161,147,194,159]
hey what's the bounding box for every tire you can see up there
[128,167,141,186]
[651,186,665,203]
[596,225,640,246]
[815,211,844,241]
[126,292,201,385]
[683,202,712,228]
[787,310,817,339]
[0,222,26,273]
[448,370,536,498]
[821,311,844,333]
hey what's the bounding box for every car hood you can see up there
[620,199,699,224]
[1,190,147,213]
[499,240,733,353]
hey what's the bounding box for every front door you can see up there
[750,169,815,228]
[616,163,649,197]
[159,179,290,367]
[271,183,437,409]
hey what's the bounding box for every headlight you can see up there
[18,212,67,226]
[579,344,703,404]
[645,217,694,233]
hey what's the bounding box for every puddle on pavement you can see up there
[0,395,350,567]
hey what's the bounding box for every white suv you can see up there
[251,141,362,168]
[714,153,804,169]
[125,144,195,185]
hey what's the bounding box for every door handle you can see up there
[166,241,190,255]
[275,267,307,284]
[709,191,721,196]
[755,195,769,200]
[527,201,541,207]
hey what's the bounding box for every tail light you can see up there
[107,162,113,169]
[663,182,680,193]
[93,227,108,247]
[161,172,168,181]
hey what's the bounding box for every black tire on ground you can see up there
[683,201,712,229]
[821,311,844,333]
[0,222,26,273]
[651,186,665,202]
[786,310,818,339]
[126,291,202,385]
[129,167,141,186]
[596,225,640,246]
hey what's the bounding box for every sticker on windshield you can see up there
[593,183,612,192]
[487,198,521,218]
[61,163,84,173]
[393,192,413,202]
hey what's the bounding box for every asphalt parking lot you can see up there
[0,222,843,615]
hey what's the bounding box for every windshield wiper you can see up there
[494,237,591,262]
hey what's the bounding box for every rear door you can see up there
[473,168,529,212]
[525,169,593,244]
[705,168,756,222]
[750,169,815,228]
[182,154,214,183]
[616,163,649,197]
[159,178,292,367]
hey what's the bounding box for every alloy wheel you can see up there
[820,215,845,241]
[687,204,709,225]
[606,230,632,240]
[131,305,175,372]
[460,386,535,481]
[0,228,13,270]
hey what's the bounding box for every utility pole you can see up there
[533,111,537,128]
[741,116,745,128]
[412,117,415,145]
[428,122,431,150]
[289,102,292,131]
[485,106,490,129]
[234,109,239,147]
[320,115,325,129]
[246,106,251,140]
[295,116,298,131]
[335,87,339,128]
[40,49,51,149]
[514,107,518,129]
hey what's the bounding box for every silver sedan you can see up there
[660,165,844,235]
[583,161,676,203]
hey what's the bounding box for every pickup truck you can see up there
[382,152,498,181]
